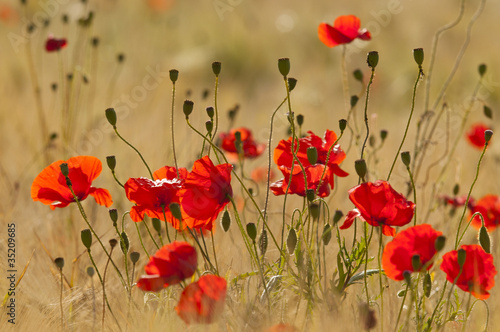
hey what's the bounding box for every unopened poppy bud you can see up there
[355,159,367,180]
[309,203,320,220]
[50,132,58,141]
[169,203,183,221]
[278,58,290,77]
[109,209,118,226]
[206,106,214,119]
[234,131,242,153]
[152,218,162,234]
[479,226,491,254]
[202,89,209,99]
[306,189,315,202]
[106,155,116,171]
[339,119,347,132]
[287,228,297,254]
[105,108,117,127]
[380,130,388,141]
[221,210,231,232]
[423,273,432,297]
[401,151,411,167]
[117,53,125,63]
[120,232,129,253]
[130,251,140,264]
[452,184,460,196]
[483,105,492,119]
[457,248,467,268]
[411,254,422,271]
[54,257,64,269]
[333,210,343,225]
[296,114,304,126]
[86,266,95,277]
[59,163,69,177]
[403,271,412,284]
[81,229,92,249]
[322,223,332,246]
[435,235,446,252]
[212,61,221,76]
[307,147,318,165]
[484,129,493,143]
[246,222,257,241]
[369,135,376,148]
[413,48,424,67]
[478,63,487,77]
[350,95,359,108]
[91,37,99,47]
[109,239,118,248]
[27,23,35,34]
[353,69,363,82]
[288,77,297,91]
[183,100,194,118]
[62,14,69,24]
[259,229,268,255]
[205,120,213,133]
[367,51,379,69]
[51,83,58,91]
[169,69,179,83]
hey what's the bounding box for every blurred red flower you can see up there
[45,36,67,52]
[250,166,275,183]
[466,123,490,149]
[340,180,415,236]
[31,156,112,210]
[264,323,299,332]
[137,241,197,292]
[176,274,227,324]
[125,166,187,229]
[271,130,348,197]
[382,224,442,280]
[219,127,265,159]
[469,194,500,230]
[318,15,371,48]
[179,156,233,230]
[440,244,497,300]
[441,194,475,209]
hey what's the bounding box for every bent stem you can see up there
[360,67,376,161]
[113,127,154,179]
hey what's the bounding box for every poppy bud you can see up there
[479,226,491,254]
[234,131,243,153]
[106,155,116,171]
[54,257,64,269]
[62,14,69,24]
[307,147,318,165]
[453,184,460,196]
[105,108,117,127]
[296,114,304,126]
[81,229,92,249]
[117,53,125,63]
[27,23,35,34]
[423,273,432,297]
[353,69,363,82]
[401,151,411,167]
[288,77,297,91]
[91,37,99,48]
[212,61,221,76]
[369,135,376,148]
[333,210,343,225]
[59,163,69,177]
[246,222,257,241]
[120,232,129,253]
[109,238,118,249]
[86,266,95,277]
[169,69,179,83]
[51,83,58,92]
[350,95,359,108]
[478,63,487,77]
[205,120,213,134]
[355,159,367,180]
[413,48,424,67]
[435,235,446,252]
[403,271,412,284]
[287,228,297,254]
[367,51,379,69]
[306,189,316,202]
[457,248,467,268]
[309,203,320,220]
[221,210,231,232]
[152,218,162,234]
[130,251,140,264]
[339,119,347,132]
[206,106,214,119]
[380,130,388,141]
[169,203,183,221]
[278,58,290,77]
[411,254,422,271]
[483,105,492,119]
[484,129,493,143]
[183,100,194,118]
[322,223,332,246]
[109,209,118,226]
[259,229,268,255]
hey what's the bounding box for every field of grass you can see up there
[1,0,499,331]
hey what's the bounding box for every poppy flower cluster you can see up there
[466,123,490,149]
[340,180,415,236]
[318,15,371,48]
[31,156,113,210]
[219,127,265,160]
[270,130,348,197]
[45,36,67,52]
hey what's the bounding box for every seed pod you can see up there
[105,108,117,127]
[169,69,179,83]
[413,48,424,67]
[367,51,379,69]
[54,257,65,269]
[130,252,140,264]
[106,156,116,171]
[278,58,290,77]
[307,147,318,165]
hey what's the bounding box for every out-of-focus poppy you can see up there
[137,241,197,292]
[441,194,475,209]
[45,36,67,52]
[264,323,299,332]
[179,156,233,230]
[176,274,227,324]
[270,164,330,197]
[466,123,490,149]
[440,244,497,299]
[469,194,500,230]
[219,127,265,160]
[339,180,415,236]
[250,166,275,183]
[382,224,442,280]
[31,156,112,210]
[318,15,371,48]
[147,0,175,12]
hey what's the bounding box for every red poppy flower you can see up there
[219,127,265,159]
[270,164,331,197]
[179,156,233,230]
[271,130,348,197]
[318,15,371,48]
[440,244,497,300]
[466,123,490,149]
[137,241,197,292]
[441,194,475,209]
[175,274,227,324]
[469,194,500,230]
[265,323,299,332]
[339,180,415,236]
[31,156,112,210]
[125,166,187,229]
[382,224,442,281]
[45,36,67,52]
